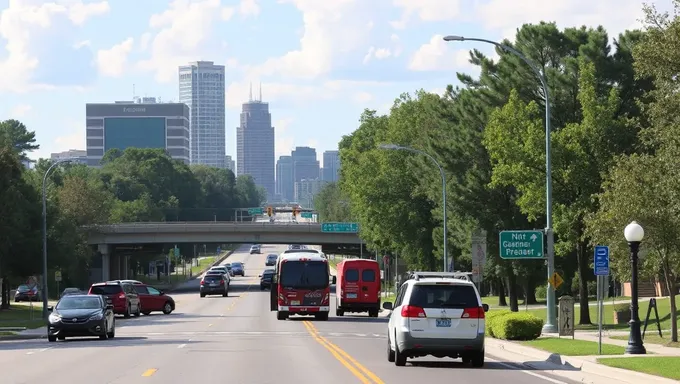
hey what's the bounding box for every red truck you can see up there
[335,259,381,317]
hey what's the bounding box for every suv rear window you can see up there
[90,285,122,295]
[361,269,376,282]
[203,275,222,282]
[409,284,478,308]
[345,269,359,282]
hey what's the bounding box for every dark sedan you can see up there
[231,262,245,276]
[14,285,40,302]
[259,269,275,290]
[47,294,115,342]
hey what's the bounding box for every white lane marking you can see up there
[39,347,53,352]
[177,344,186,349]
[26,352,34,355]
[487,358,568,384]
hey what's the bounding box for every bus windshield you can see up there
[280,261,329,290]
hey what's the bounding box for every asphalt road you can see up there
[0,243,587,384]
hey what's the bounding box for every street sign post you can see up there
[594,245,609,355]
[321,222,359,233]
[174,246,180,257]
[248,207,263,215]
[54,271,62,282]
[499,230,544,259]
[471,230,487,284]
[300,212,313,219]
[594,246,610,276]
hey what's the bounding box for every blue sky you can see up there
[0,0,669,166]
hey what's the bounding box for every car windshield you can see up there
[203,275,222,282]
[17,285,30,292]
[409,284,479,309]
[280,261,329,289]
[56,297,101,310]
[232,263,243,267]
[90,285,121,295]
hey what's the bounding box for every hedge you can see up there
[486,310,543,340]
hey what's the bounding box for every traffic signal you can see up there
[267,207,273,216]
[292,208,299,217]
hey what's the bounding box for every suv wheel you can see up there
[394,335,407,366]
[107,320,115,339]
[124,304,131,318]
[470,350,484,367]
[387,335,395,362]
[134,303,142,317]
[163,302,173,315]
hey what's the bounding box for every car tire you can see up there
[47,335,57,342]
[124,304,131,318]
[99,324,109,340]
[107,321,115,339]
[222,290,228,297]
[471,350,484,367]
[387,335,395,362]
[134,303,142,317]
[276,311,288,320]
[200,293,206,298]
[336,309,344,316]
[57,336,65,340]
[260,285,265,291]
[163,302,173,315]
[462,355,471,364]
[394,334,407,366]
[368,309,379,318]
[315,312,329,321]
[142,311,151,316]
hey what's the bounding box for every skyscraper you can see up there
[178,61,226,167]
[291,146,319,182]
[276,155,294,202]
[224,155,235,173]
[236,85,275,199]
[322,150,340,182]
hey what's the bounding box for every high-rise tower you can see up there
[236,84,275,199]
[178,61,226,167]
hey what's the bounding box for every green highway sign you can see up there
[321,222,359,233]
[247,207,263,215]
[300,212,313,219]
[499,230,544,259]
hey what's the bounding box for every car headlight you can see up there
[89,313,103,320]
[48,313,61,323]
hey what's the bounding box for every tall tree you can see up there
[314,182,353,222]
[0,119,39,161]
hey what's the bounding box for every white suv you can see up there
[383,272,488,367]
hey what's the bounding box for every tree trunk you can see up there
[0,277,8,309]
[507,274,519,312]
[525,278,538,304]
[662,263,677,342]
[498,278,507,306]
[577,241,592,325]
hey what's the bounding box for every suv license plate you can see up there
[436,319,452,327]
[346,293,357,299]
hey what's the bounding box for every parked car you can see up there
[200,273,230,297]
[259,268,275,290]
[133,284,175,315]
[14,285,40,302]
[88,281,142,318]
[231,262,245,276]
[47,294,115,342]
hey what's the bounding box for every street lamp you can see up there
[378,144,449,272]
[41,158,73,319]
[443,34,557,333]
[623,220,646,355]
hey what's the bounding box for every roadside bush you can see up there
[489,312,543,340]
[535,285,547,299]
[485,310,512,337]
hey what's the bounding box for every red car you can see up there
[132,284,175,315]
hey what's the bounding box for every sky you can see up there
[0,0,672,167]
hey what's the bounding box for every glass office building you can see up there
[85,102,190,166]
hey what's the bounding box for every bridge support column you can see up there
[98,244,110,281]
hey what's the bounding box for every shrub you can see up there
[613,303,631,312]
[490,312,543,340]
[485,310,512,337]
[535,285,547,299]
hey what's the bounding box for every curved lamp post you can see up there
[379,144,449,272]
[41,159,73,319]
[624,221,646,354]
[443,35,556,333]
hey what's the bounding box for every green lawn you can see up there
[190,256,217,276]
[0,304,45,329]
[610,334,680,348]
[598,356,680,380]
[521,337,626,356]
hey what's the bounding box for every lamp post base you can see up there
[625,320,646,355]
[542,323,557,334]
[625,343,646,355]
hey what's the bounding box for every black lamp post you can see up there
[624,220,646,355]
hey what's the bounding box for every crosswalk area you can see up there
[117,330,386,339]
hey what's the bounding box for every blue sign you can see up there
[594,246,610,276]
[216,246,221,254]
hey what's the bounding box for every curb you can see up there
[486,338,678,384]
[0,333,45,341]
[167,249,236,292]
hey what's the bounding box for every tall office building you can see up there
[224,155,235,173]
[294,178,327,208]
[276,155,294,202]
[85,102,190,166]
[51,149,87,164]
[178,61,226,167]
[291,146,319,182]
[236,86,275,198]
[322,150,340,182]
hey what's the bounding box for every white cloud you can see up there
[391,0,462,29]
[55,131,85,152]
[409,34,473,72]
[137,0,234,83]
[221,7,235,20]
[239,0,260,16]
[306,139,318,149]
[353,91,373,103]
[276,136,294,158]
[226,80,334,108]
[96,37,134,77]
[248,0,375,79]
[10,104,32,117]
[363,46,392,63]
[274,117,294,134]
[0,0,110,92]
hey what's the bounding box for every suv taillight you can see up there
[200,280,205,285]
[401,305,426,318]
[462,307,485,319]
[219,280,225,285]
[118,293,125,300]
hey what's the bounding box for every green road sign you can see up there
[499,230,544,259]
[321,222,359,233]
[247,207,263,215]
[301,212,313,218]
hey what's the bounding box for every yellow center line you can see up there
[302,321,384,384]
[141,368,157,377]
